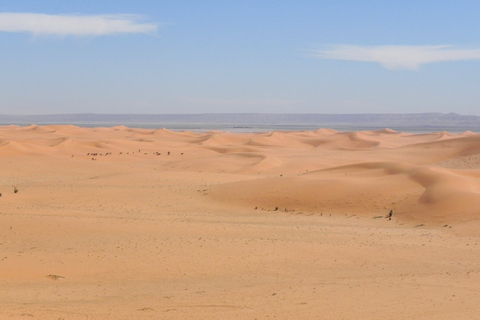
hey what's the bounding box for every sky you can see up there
[1,1,480,115]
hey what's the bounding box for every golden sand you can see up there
[1,125,480,319]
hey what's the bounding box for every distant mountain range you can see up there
[1,113,480,132]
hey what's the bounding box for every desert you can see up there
[1,124,480,319]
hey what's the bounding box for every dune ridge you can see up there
[1,125,480,224]
[2,124,480,319]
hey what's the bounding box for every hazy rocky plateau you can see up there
[1,112,480,131]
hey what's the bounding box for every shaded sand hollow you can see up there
[2,125,480,319]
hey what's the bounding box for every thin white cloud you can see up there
[311,45,480,70]
[0,12,157,36]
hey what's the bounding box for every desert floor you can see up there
[1,125,480,319]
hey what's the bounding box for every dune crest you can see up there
[3,124,480,319]
[0,125,479,225]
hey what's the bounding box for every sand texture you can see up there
[1,125,480,319]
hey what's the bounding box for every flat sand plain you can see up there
[1,125,480,319]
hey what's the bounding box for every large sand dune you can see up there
[1,125,480,319]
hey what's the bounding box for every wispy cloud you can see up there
[311,45,480,70]
[0,12,157,36]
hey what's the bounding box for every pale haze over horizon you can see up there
[1,1,480,116]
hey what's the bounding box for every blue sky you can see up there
[1,1,480,115]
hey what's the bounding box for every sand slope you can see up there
[1,125,480,319]
[2,125,478,224]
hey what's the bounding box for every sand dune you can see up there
[1,125,480,223]
[209,160,480,224]
[2,125,480,319]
